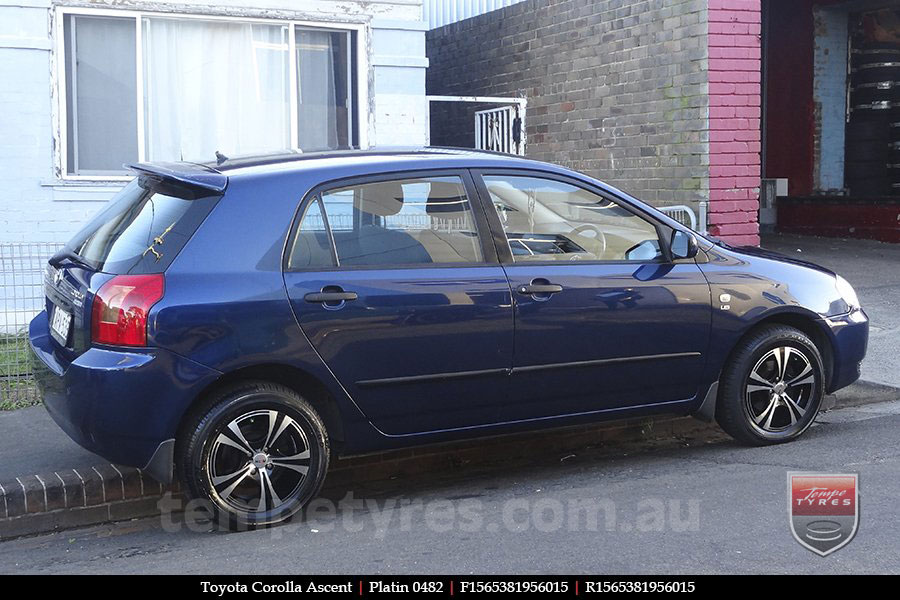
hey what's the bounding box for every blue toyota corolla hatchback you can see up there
[29,148,868,527]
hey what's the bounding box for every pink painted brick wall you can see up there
[707,0,762,246]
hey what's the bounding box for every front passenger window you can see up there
[484,175,663,262]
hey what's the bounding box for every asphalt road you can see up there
[2,399,899,575]
[761,233,900,388]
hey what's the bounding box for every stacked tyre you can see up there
[848,43,900,197]
[845,119,890,197]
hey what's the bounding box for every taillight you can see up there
[91,274,164,347]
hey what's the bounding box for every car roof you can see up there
[204,147,554,179]
[126,147,693,236]
[128,147,562,194]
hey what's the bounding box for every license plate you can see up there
[50,305,72,345]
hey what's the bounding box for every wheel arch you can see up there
[741,311,834,390]
[705,309,833,443]
[176,363,347,455]
[696,308,836,422]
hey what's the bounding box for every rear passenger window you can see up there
[289,176,483,268]
[288,198,334,269]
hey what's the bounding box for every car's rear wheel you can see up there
[716,325,825,445]
[178,381,329,529]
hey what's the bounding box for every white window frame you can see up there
[53,6,369,182]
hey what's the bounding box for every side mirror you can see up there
[670,230,698,260]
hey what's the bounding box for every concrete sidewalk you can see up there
[761,233,900,388]
[0,406,101,482]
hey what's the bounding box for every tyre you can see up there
[844,140,889,162]
[845,160,888,179]
[850,86,900,107]
[847,177,890,197]
[851,46,900,68]
[846,119,889,143]
[178,381,330,529]
[716,325,825,445]
[853,64,900,85]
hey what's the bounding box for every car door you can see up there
[472,170,712,422]
[283,171,513,436]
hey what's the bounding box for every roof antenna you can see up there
[215,151,228,165]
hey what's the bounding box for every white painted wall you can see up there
[0,0,428,244]
[812,5,849,193]
[423,0,525,30]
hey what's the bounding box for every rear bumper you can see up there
[29,310,221,483]
[823,308,869,393]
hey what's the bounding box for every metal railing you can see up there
[1,242,63,408]
[305,212,477,233]
[658,204,706,234]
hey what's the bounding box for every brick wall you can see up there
[706,0,761,246]
[427,0,711,211]
[428,0,766,244]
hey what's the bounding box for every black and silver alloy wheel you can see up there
[745,346,816,434]
[717,325,825,445]
[207,409,312,515]
[179,381,330,529]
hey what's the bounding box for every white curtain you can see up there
[296,29,339,151]
[142,18,290,162]
[69,15,138,173]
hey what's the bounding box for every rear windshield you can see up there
[63,177,220,274]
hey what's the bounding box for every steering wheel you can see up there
[570,223,607,258]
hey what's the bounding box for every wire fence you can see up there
[1,242,63,409]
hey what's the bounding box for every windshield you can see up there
[63,177,220,274]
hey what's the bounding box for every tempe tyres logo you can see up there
[788,473,859,556]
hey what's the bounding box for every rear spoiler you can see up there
[126,161,227,195]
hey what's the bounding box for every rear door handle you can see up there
[304,290,358,303]
[517,282,563,295]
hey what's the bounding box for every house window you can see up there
[61,10,359,177]
[63,15,138,175]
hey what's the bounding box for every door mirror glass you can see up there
[625,239,663,262]
[670,230,698,260]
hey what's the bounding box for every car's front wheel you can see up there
[716,325,825,445]
[178,381,330,529]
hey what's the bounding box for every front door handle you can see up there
[516,282,563,296]
[304,289,358,303]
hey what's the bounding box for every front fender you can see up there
[697,244,850,384]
